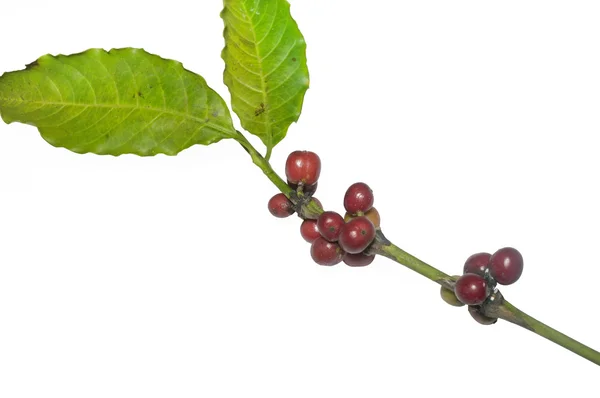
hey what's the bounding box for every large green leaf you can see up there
[0,48,236,156]
[222,0,309,152]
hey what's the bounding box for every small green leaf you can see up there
[0,48,236,156]
[222,0,309,152]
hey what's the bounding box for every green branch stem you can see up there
[236,131,291,196]
[236,132,600,366]
[372,236,600,366]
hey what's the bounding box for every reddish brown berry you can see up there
[468,306,497,325]
[285,151,321,185]
[300,220,320,243]
[345,207,380,228]
[454,273,490,305]
[268,193,294,218]
[310,237,344,266]
[338,216,376,254]
[344,182,374,215]
[343,253,375,267]
[463,252,491,277]
[317,211,345,242]
[489,247,524,285]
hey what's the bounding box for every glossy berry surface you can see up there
[268,193,294,218]
[463,252,491,277]
[300,220,321,243]
[344,207,380,228]
[317,211,345,242]
[440,286,465,307]
[343,253,375,267]
[489,247,524,285]
[310,237,344,266]
[468,306,498,325]
[338,216,376,254]
[344,182,374,214]
[285,151,321,185]
[454,273,490,305]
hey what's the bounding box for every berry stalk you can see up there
[236,132,600,366]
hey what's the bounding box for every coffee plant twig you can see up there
[0,0,598,366]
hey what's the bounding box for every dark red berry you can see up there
[268,193,294,218]
[489,247,524,285]
[343,253,375,267]
[463,252,491,277]
[300,220,320,243]
[454,273,490,305]
[317,211,345,242]
[344,182,374,215]
[338,216,376,254]
[310,237,344,266]
[468,306,497,325]
[289,181,318,196]
[285,151,321,186]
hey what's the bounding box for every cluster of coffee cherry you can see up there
[268,150,380,267]
[440,247,524,324]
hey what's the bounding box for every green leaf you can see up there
[0,48,236,156]
[221,0,309,152]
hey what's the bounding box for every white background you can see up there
[1,0,599,396]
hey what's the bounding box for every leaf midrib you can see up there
[0,97,235,136]
[234,2,272,149]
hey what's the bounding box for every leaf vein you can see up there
[56,59,98,105]
[256,0,279,46]
[264,43,297,78]
[259,18,290,62]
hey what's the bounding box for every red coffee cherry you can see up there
[268,193,294,218]
[343,253,375,267]
[317,211,345,242]
[338,216,376,254]
[300,220,321,243]
[285,151,321,186]
[344,182,374,215]
[310,237,344,266]
[454,273,490,305]
[463,252,491,277]
[489,247,524,285]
